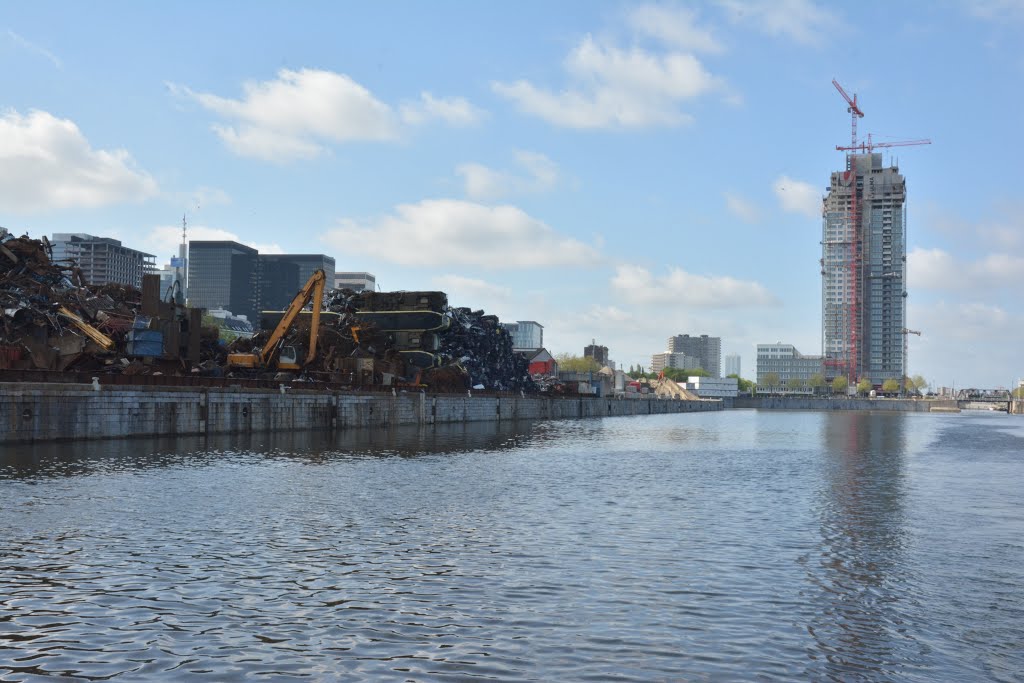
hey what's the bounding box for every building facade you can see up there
[756,343,823,387]
[651,352,702,374]
[334,271,376,292]
[822,152,907,385]
[584,342,609,367]
[686,376,739,398]
[666,334,722,377]
[501,321,543,350]
[260,254,336,311]
[187,241,260,322]
[724,353,741,378]
[51,233,155,289]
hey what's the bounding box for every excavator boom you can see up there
[227,269,326,370]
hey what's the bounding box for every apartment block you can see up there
[667,334,721,377]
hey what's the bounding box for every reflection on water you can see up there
[1,411,1022,681]
[807,413,916,681]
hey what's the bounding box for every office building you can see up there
[725,353,741,377]
[756,343,823,386]
[259,254,336,311]
[501,321,543,350]
[822,152,906,385]
[584,342,609,367]
[667,334,722,377]
[187,241,260,322]
[50,233,155,289]
[335,271,376,292]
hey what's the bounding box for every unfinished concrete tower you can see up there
[821,152,906,385]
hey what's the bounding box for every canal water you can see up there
[1,410,1022,681]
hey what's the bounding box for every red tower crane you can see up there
[828,80,929,385]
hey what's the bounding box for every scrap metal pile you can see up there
[0,230,536,392]
[0,230,144,372]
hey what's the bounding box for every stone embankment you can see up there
[732,396,959,412]
[1,383,722,444]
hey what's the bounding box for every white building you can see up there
[334,271,376,292]
[51,233,155,289]
[725,353,741,377]
[686,376,738,398]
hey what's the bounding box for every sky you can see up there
[2,1,1023,389]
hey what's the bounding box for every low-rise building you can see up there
[335,271,376,292]
[686,376,739,398]
[501,321,543,350]
[756,343,823,387]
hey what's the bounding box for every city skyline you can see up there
[2,2,1022,387]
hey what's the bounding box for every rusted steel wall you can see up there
[0,383,722,444]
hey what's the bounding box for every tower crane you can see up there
[832,79,864,147]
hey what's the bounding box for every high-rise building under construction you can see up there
[821,152,906,385]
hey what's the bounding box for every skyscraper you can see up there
[188,241,260,322]
[821,152,906,385]
[724,353,741,378]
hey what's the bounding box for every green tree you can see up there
[831,376,848,394]
[555,353,601,373]
[762,372,780,393]
[809,373,826,395]
[727,373,754,393]
[911,374,928,394]
[882,378,901,395]
[856,377,873,395]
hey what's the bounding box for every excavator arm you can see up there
[259,269,326,367]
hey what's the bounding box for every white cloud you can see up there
[773,175,820,217]
[431,274,512,309]
[611,264,778,308]
[717,0,840,46]
[140,224,282,260]
[493,34,724,129]
[6,30,61,68]
[173,69,397,161]
[400,92,484,126]
[0,109,158,212]
[457,150,560,200]
[723,191,762,223]
[909,246,1024,291]
[323,199,600,268]
[627,5,724,53]
[173,69,481,161]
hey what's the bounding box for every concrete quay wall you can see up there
[0,383,722,444]
[733,396,958,412]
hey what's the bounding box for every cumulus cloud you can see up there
[909,246,1024,291]
[627,5,724,53]
[323,199,600,268]
[171,69,397,161]
[400,92,484,126]
[0,109,158,212]
[723,191,762,223]
[493,34,724,129]
[141,224,282,260]
[773,175,821,218]
[717,0,840,46]
[611,264,778,308]
[457,151,560,200]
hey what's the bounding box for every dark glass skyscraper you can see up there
[187,241,260,322]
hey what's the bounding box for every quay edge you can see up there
[1,382,722,444]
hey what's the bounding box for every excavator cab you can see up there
[277,345,300,370]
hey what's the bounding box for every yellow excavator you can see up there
[227,269,326,371]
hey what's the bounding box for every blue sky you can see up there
[2,1,1023,389]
